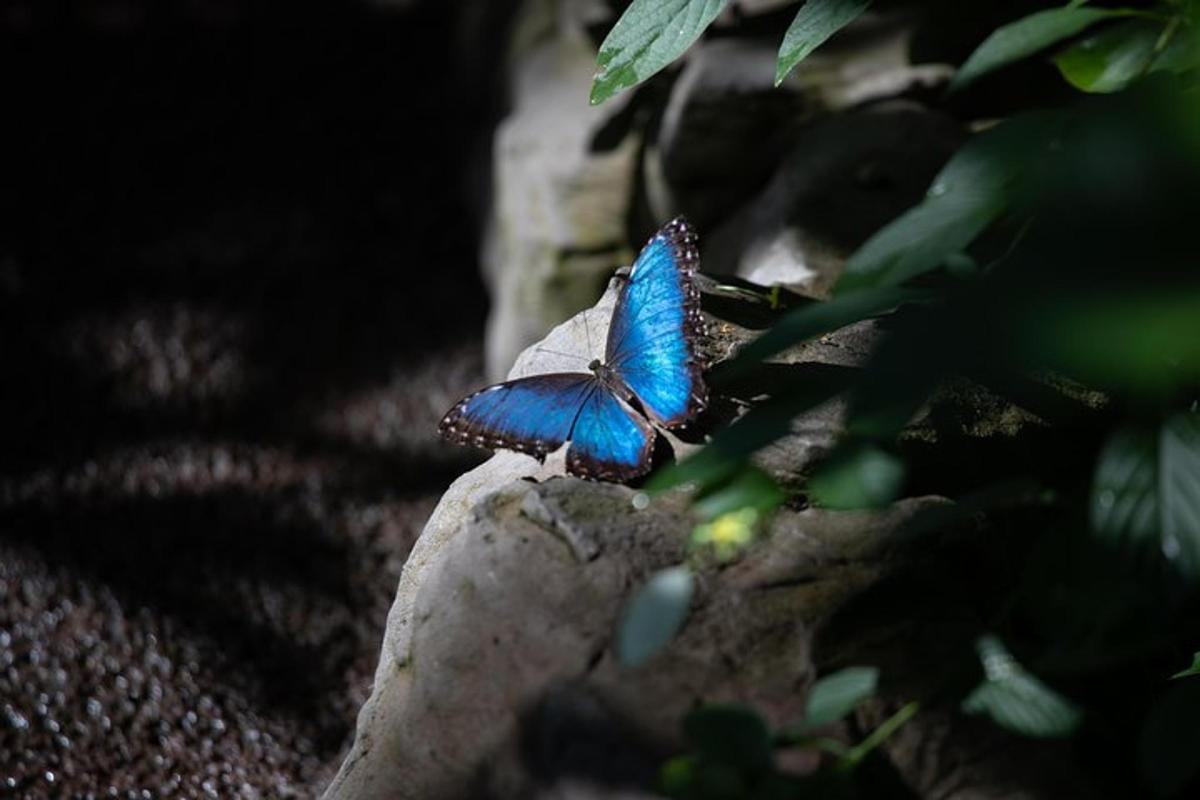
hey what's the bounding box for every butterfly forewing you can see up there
[606,217,707,428]
[438,374,598,459]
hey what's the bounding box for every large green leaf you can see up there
[1090,412,1200,581]
[647,400,800,493]
[649,365,858,494]
[775,0,872,86]
[1054,20,1164,93]
[590,0,729,105]
[1091,426,1160,553]
[691,467,786,521]
[962,636,1083,738]
[715,287,923,383]
[803,666,880,729]
[616,566,695,667]
[1172,652,1200,679]
[1160,412,1200,579]
[834,112,1062,294]
[807,443,905,510]
[950,5,1130,92]
[1022,289,1200,391]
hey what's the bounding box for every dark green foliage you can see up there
[590,2,1200,796]
[616,566,695,667]
[591,0,729,105]
[797,667,880,731]
[949,5,1134,92]
[961,636,1083,738]
[661,670,908,799]
[775,0,872,86]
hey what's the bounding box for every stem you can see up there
[1135,14,1181,81]
[838,702,920,769]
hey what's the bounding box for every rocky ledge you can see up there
[324,280,1101,800]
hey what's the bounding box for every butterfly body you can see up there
[439,217,707,483]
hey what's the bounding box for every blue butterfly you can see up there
[439,217,708,482]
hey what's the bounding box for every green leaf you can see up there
[834,111,1063,294]
[1172,652,1200,679]
[691,467,786,521]
[775,0,872,86]
[590,0,729,105]
[1023,289,1200,391]
[1054,20,1163,93]
[648,401,798,493]
[683,705,774,772]
[616,566,695,667]
[807,443,905,510]
[1161,412,1200,579]
[950,6,1129,92]
[715,287,924,383]
[649,365,858,494]
[658,754,698,796]
[962,636,1083,738]
[1140,680,1200,796]
[1091,426,1160,554]
[804,666,880,729]
[1090,412,1200,581]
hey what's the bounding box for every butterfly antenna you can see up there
[533,345,590,364]
[583,309,594,358]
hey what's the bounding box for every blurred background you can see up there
[1,0,1197,798]
[0,1,498,795]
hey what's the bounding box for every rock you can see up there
[483,0,637,380]
[702,101,964,297]
[649,37,813,233]
[482,3,960,375]
[324,275,1106,798]
[646,13,954,234]
[322,468,953,800]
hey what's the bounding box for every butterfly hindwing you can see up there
[566,386,655,482]
[438,373,597,460]
[606,217,707,428]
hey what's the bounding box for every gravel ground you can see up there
[0,4,494,796]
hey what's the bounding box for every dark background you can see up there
[0,2,502,795]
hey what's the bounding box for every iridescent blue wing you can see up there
[439,374,654,481]
[438,373,597,461]
[605,217,707,428]
[566,387,655,482]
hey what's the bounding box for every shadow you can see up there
[699,276,812,331]
[0,484,395,726]
[710,361,860,404]
[512,683,667,796]
[0,2,493,474]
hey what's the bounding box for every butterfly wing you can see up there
[438,373,597,460]
[566,387,655,482]
[605,217,707,428]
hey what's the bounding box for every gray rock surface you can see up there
[703,102,963,297]
[324,278,1102,799]
[322,468,952,800]
[484,3,957,376]
[482,0,637,379]
[646,15,954,241]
